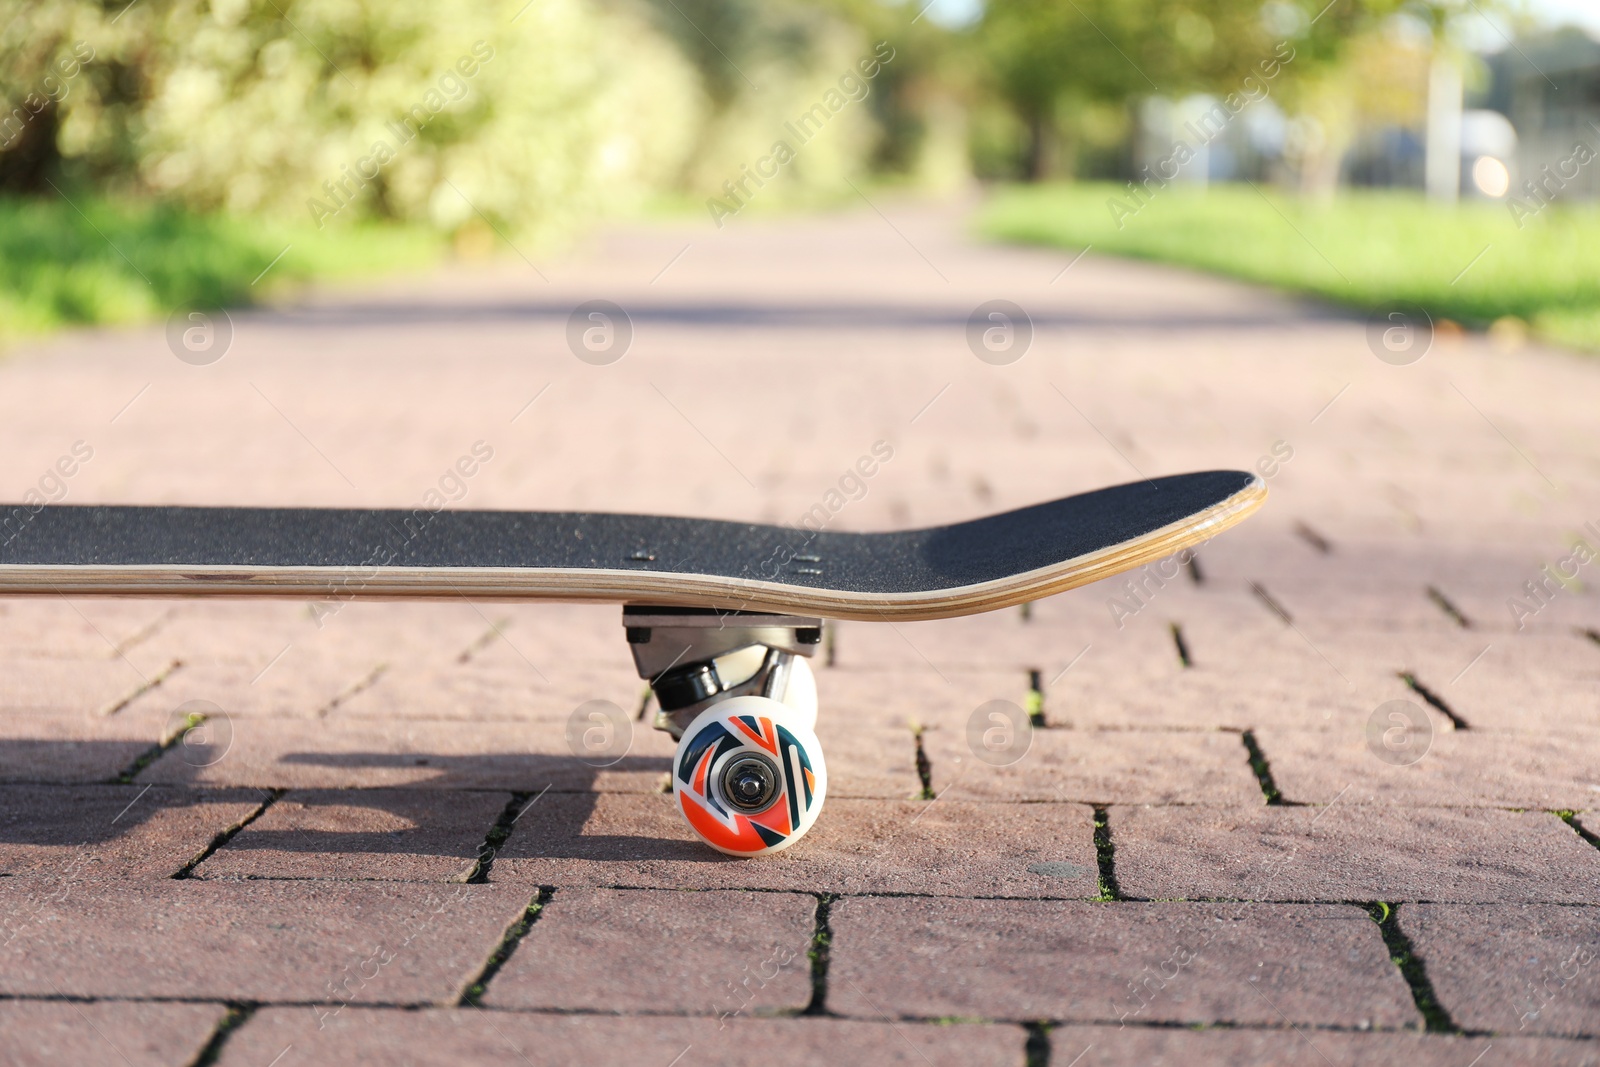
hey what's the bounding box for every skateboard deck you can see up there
[0,470,1264,621]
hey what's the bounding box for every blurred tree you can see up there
[638,0,975,199]
[975,0,1404,180]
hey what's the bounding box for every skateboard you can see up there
[0,469,1264,855]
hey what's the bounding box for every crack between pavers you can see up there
[1365,902,1460,1034]
[1556,810,1600,853]
[109,609,176,660]
[824,623,837,668]
[1026,668,1046,727]
[1184,551,1204,585]
[1169,623,1192,669]
[456,617,512,665]
[801,893,834,1016]
[172,791,284,879]
[1239,730,1285,806]
[316,662,389,718]
[460,791,535,884]
[1581,628,1600,652]
[1425,586,1472,629]
[186,1002,256,1067]
[459,887,549,1007]
[1091,807,1122,902]
[100,658,183,717]
[909,725,934,801]
[1292,521,1333,555]
[1399,672,1470,730]
[109,699,205,784]
[1022,1021,1051,1067]
[1248,581,1292,625]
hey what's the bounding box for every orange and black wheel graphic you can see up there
[672,696,827,856]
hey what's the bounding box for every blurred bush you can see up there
[1,0,709,242]
[0,0,968,241]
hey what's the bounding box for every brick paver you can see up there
[134,714,676,792]
[0,784,262,878]
[1111,804,1600,902]
[926,725,1264,804]
[1044,1025,1600,1066]
[0,878,530,1002]
[0,658,162,716]
[493,791,1100,896]
[0,710,171,783]
[217,1009,1026,1067]
[193,788,507,881]
[827,897,1417,1027]
[0,1000,226,1067]
[2,202,1598,1063]
[484,888,816,1013]
[1402,904,1600,1037]
[1255,726,1600,807]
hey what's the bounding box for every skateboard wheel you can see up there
[672,695,827,856]
[779,656,818,730]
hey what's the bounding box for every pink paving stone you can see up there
[494,792,1100,898]
[135,713,676,792]
[0,784,263,878]
[117,656,389,721]
[0,710,168,783]
[114,600,319,673]
[1194,543,1477,634]
[1044,1025,1600,1066]
[813,668,1016,798]
[0,878,530,1002]
[126,599,493,672]
[332,660,642,723]
[217,1008,1025,1067]
[1255,726,1600,807]
[815,658,1360,739]
[810,700,925,799]
[456,602,639,669]
[194,788,507,881]
[1111,805,1600,903]
[1437,673,1600,733]
[1391,634,1600,732]
[1403,904,1600,1037]
[816,667,1023,724]
[0,599,171,661]
[822,602,1176,676]
[827,897,1417,1028]
[0,657,165,715]
[924,725,1264,805]
[484,888,815,1013]
[0,1000,226,1067]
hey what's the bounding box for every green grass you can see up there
[978,182,1600,351]
[0,195,443,343]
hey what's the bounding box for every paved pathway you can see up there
[1,201,1598,1065]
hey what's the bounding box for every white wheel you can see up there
[672,694,827,856]
[710,647,818,731]
[779,655,817,730]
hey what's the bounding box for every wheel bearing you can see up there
[719,752,781,813]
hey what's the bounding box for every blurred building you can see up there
[1128,23,1600,203]
[1482,26,1600,201]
